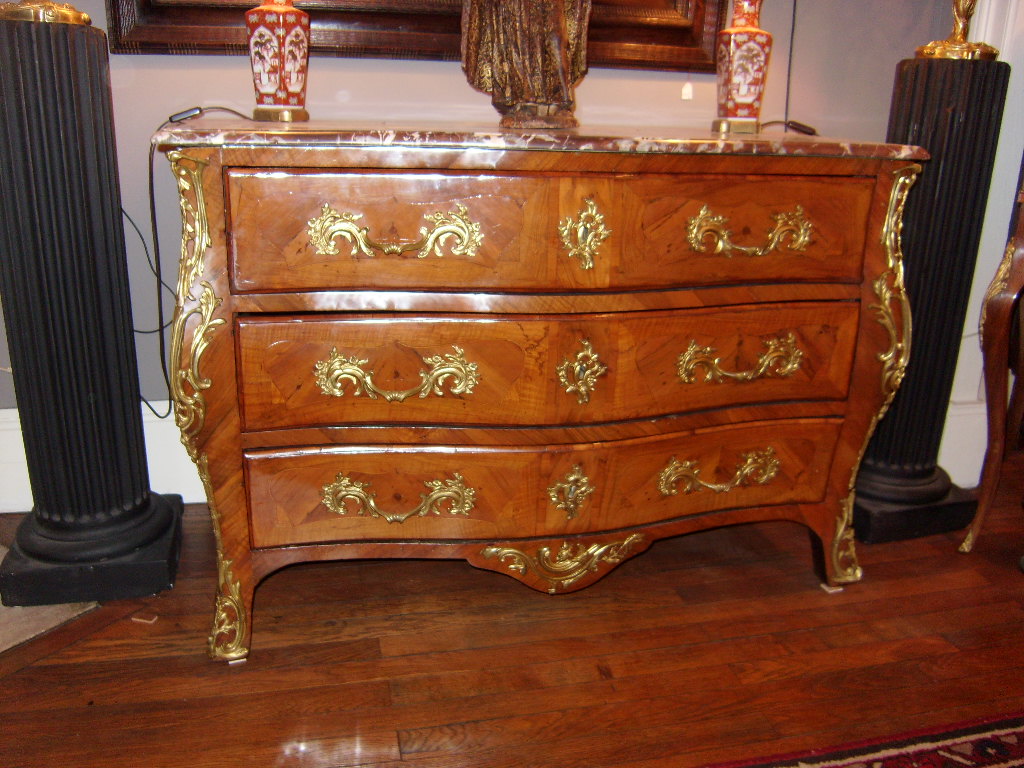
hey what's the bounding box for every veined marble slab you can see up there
[154,117,928,160]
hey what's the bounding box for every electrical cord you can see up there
[783,0,798,129]
[760,120,818,135]
[130,105,255,419]
[760,2,817,137]
[125,206,174,304]
[126,192,172,419]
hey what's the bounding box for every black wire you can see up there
[142,129,173,419]
[124,122,175,418]
[173,105,251,123]
[130,105,255,420]
[783,0,798,131]
[212,106,250,121]
[760,7,817,139]
[125,205,174,299]
[761,120,817,135]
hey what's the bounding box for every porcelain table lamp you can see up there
[714,0,772,134]
[246,0,310,121]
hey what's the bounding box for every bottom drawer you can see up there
[245,420,841,548]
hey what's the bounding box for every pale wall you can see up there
[4,0,1022,510]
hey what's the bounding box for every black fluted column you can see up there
[0,13,182,604]
[853,57,1010,543]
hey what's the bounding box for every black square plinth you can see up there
[853,485,977,544]
[0,494,184,606]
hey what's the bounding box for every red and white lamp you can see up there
[714,0,772,134]
[246,0,310,122]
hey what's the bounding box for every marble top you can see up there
[153,117,928,160]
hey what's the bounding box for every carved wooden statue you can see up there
[461,0,591,129]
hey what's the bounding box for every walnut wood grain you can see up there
[160,124,920,660]
[236,303,858,431]
[227,168,873,293]
[245,419,840,547]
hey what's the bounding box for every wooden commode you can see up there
[156,121,925,661]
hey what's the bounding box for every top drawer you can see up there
[226,169,873,293]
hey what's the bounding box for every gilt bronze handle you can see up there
[677,333,804,384]
[657,447,780,496]
[322,472,476,524]
[686,204,812,258]
[313,345,480,402]
[307,203,482,259]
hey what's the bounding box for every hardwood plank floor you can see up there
[2,454,1023,768]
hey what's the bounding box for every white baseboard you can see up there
[0,399,989,515]
[0,409,31,513]
[139,405,207,503]
[937,400,988,490]
[0,404,204,514]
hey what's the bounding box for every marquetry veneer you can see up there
[157,120,924,661]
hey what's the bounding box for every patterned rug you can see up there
[0,544,96,654]
[706,713,1024,768]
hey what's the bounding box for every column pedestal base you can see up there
[0,494,183,606]
[853,485,976,543]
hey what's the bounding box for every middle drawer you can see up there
[237,303,859,431]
